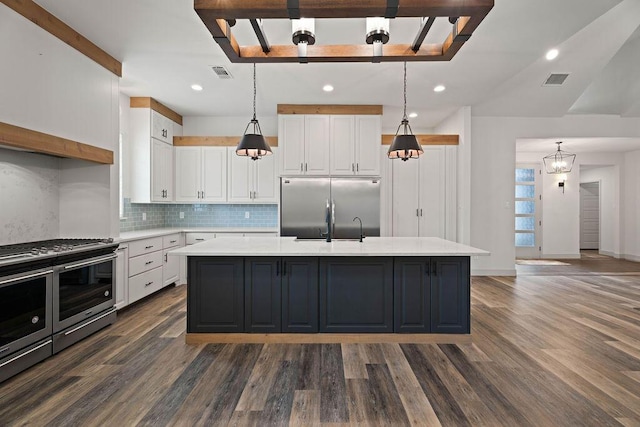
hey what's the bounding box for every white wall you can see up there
[184,116,278,136]
[623,150,640,261]
[472,115,640,275]
[0,4,120,241]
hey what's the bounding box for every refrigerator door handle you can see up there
[331,199,335,237]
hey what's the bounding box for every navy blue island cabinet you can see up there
[187,256,470,334]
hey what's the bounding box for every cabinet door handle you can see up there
[420,209,423,217]
[282,261,287,276]
[416,209,419,217]
[352,163,355,172]
[305,163,308,172]
[202,191,205,198]
[165,254,168,262]
[145,261,154,265]
[357,163,359,172]
[195,238,205,241]
[425,262,430,276]
[433,263,437,276]
[145,281,153,287]
[276,260,280,276]
[145,245,154,249]
[300,163,303,172]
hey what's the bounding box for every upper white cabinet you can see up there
[130,107,177,203]
[280,114,381,177]
[391,147,447,238]
[279,115,331,176]
[228,147,279,203]
[329,115,381,176]
[175,146,227,203]
[151,110,174,144]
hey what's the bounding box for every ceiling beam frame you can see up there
[194,0,493,63]
[250,18,271,53]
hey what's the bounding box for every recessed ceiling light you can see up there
[434,85,446,93]
[323,84,334,92]
[546,49,559,61]
[191,84,203,91]
[409,112,418,118]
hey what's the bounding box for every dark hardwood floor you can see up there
[2,255,640,426]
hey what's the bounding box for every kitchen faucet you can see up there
[353,216,364,242]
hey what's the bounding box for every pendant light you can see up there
[236,63,272,160]
[542,141,575,174]
[388,62,423,161]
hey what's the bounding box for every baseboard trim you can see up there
[472,269,516,277]
[623,253,640,262]
[600,250,621,259]
[541,253,581,259]
[185,333,472,345]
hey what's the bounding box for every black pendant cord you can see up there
[402,61,408,122]
[252,63,257,124]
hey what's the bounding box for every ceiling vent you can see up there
[543,73,569,86]
[211,66,233,79]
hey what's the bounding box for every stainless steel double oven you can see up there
[0,239,117,383]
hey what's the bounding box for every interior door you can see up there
[580,182,600,250]
[515,164,542,259]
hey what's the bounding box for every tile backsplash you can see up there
[120,199,278,232]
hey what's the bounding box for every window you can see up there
[515,167,536,247]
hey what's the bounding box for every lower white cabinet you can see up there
[115,244,128,309]
[118,233,185,308]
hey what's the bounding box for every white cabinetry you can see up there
[330,115,381,176]
[280,114,381,177]
[123,234,185,306]
[175,147,227,203]
[228,147,279,203]
[391,147,448,238]
[115,244,128,309]
[162,233,181,286]
[131,108,176,203]
[279,115,331,176]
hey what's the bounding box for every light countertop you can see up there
[168,237,490,257]
[117,227,278,243]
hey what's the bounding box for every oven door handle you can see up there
[64,308,117,336]
[62,254,117,270]
[0,270,53,285]
[0,340,52,369]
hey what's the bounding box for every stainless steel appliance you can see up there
[0,238,117,382]
[281,177,380,240]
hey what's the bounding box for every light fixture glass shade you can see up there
[236,64,272,160]
[366,17,390,41]
[543,141,575,174]
[292,18,315,37]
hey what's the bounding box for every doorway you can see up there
[580,182,600,250]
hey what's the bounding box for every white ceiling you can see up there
[32,0,640,130]
[517,137,640,154]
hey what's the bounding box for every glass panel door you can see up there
[515,164,542,259]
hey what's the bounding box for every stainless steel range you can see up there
[0,238,118,383]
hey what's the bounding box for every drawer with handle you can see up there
[128,237,163,257]
[128,266,163,304]
[129,250,163,277]
[163,233,181,249]
[186,232,215,245]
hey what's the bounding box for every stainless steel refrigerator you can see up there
[280,177,380,240]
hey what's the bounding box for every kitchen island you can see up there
[169,237,489,342]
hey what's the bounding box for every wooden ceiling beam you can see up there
[174,136,278,147]
[130,97,183,125]
[382,134,459,146]
[194,0,494,19]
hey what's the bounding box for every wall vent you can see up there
[543,73,569,86]
[211,66,233,79]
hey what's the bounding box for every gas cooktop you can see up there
[0,238,115,264]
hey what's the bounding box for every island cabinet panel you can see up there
[394,258,431,333]
[430,257,470,334]
[187,257,244,333]
[244,258,281,332]
[319,258,393,333]
[282,258,319,332]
